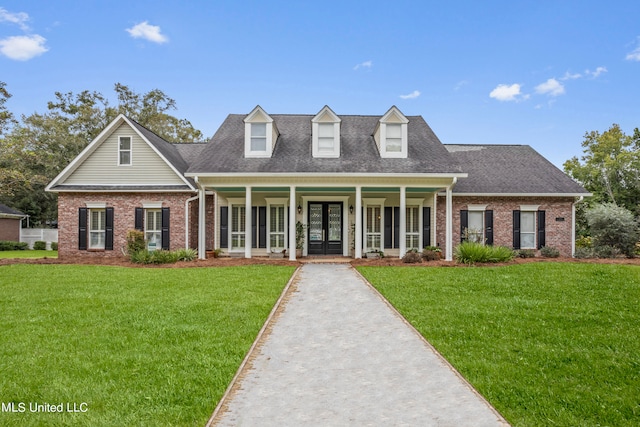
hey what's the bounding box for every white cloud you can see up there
[454,80,469,91]
[0,34,48,61]
[0,7,30,31]
[535,78,565,96]
[561,71,582,80]
[399,90,420,99]
[126,21,168,44]
[626,38,640,61]
[585,66,607,78]
[353,60,372,70]
[489,83,525,101]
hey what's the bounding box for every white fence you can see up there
[20,228,58,250]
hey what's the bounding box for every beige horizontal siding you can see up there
[64,123,185,186]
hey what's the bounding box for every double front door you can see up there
[308,202,343,255]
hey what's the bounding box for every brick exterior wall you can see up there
[0,218,20,241]
[435,196,576,257]
[57,192,215,258]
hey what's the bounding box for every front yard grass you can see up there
[0,264,295,426]
[0,250,57,259]
[358,263,640,427]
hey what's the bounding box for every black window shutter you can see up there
[259,206,267,249]
[134,207,144,231]
[161,207,170,250]
[105,207,114,250]
[384,206,392,249]
[460,210,468,242]
[484,210,493,246]
[78,208,88,250]
[220,206,228,248]
[251,207,257,249]
[423,207,431,247]
[537,210,546,249]
[513,210,521,249]
[393,207,400,248]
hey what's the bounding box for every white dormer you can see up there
[374,106,409,158]
[311,106,341,158]
[244,106,278,158]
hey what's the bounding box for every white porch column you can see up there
[432,193,438,248]
[289,186,297,261]
[355,186,362,259]
[399,186,407,258]
[198,188,206,260]
[245,186,252,258]
[445,185,453,261]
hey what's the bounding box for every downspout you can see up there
[185,194,199,250]
[572,196,584,257]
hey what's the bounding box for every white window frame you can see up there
[405,205,420,250]
[312,106,341,158]
[89,208,106,250]
[118,136,132,166]
[145,209,162,250]
[363,198,385,252]
[229,203,246,251]
[244,106,277,158]
[266,198,289,252]
[376,107,409,158]
[465,204,487,244]
[520,211,536,249]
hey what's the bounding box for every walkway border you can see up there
[351,266,510,425]
[205,265,302,427]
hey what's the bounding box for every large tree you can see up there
[564,124,640,216]
[0,83,204,226]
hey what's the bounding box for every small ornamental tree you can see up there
[585,203,639,257]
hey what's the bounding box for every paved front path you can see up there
[210,263,509,426]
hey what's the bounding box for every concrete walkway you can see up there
[208,263,510,426]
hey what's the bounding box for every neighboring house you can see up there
[0,203,27,242]
[47,106,589,260]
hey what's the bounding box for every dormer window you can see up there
[250,123,267,152]
[375,106,409,158]
[244,106,278,158]
[312,106,341,158]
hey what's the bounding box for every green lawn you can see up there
[0,250,57,259]
[0,264,295,426]
[358,263,640,427]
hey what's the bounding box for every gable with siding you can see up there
[63,122,186,186]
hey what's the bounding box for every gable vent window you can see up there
[119,136,132,165]
[250,123,267,152]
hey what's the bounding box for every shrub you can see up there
[126,230,145,255]
[51,242,58,251]
[540,246,560,258]
[574,247,595,259]
[0,241,29,251]
[402,251,422,263]
[575,236,593,249]
[175,248,197,261]
[517,249,536,258]
[33,241,46,250]
[594,245,621,259]
[149,250,179,264]
[422,246,442,261]
[130,249,153,264]
[455,242,515,264]
[586,203,639,257]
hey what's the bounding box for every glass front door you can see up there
[307,202,343,255]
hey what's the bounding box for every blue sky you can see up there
[1,1,639,168]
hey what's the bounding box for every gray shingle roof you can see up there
[0,203,25,217]
[187,114,464,174]
[446,144,589,195]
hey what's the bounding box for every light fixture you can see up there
[297,204,302,214]
[349,205,354,214]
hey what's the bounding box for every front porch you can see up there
[194,176,458,261]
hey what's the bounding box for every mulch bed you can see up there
[1,255,639,268]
